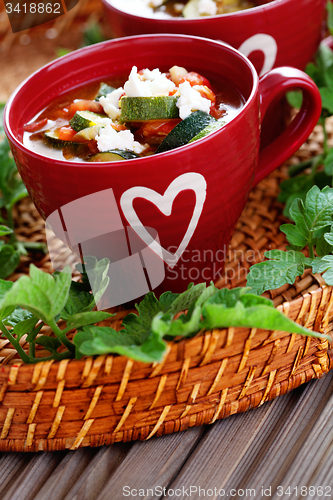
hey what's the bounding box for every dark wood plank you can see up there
[227,371,333,498]
[0,453,35,497]
[0,452,66,500]
[270,374,333,499]
[63,443,133,500]
[95,426,205,500]
[33,448,98,500]
[162,372,333,500]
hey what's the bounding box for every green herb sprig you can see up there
[247,185,333,294]
[0,104,47,279]
[0,259,327,365]
[281,8,333,218]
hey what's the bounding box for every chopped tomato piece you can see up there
[87,140,99,155]
[67,100,104,118]
[179,72,212,89]
[140,120,180,137]
[23,118,48,132]
[58,126,77,141]
[111,123,127,132]
[136,119,181,145]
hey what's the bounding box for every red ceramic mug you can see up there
[102,0,326,76]
[4,35,322,296]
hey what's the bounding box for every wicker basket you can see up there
[1,0,333,453]
[1,151,333,451]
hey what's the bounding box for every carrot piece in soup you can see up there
[67,100,104,118]
[58,126,77,141]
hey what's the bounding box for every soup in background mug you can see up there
[102,0,326,76]
[4,35,322,299]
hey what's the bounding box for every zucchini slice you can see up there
[72,124,104,142]
[120,96,179,122]
[89,150,140,162]
[156,111,216,154]
[95,83,116,101]
[45,130,77,148]
[188,120,225,143]
[69,110,109,132]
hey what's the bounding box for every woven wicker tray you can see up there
[1,124,333,451]
[1,0,333,453]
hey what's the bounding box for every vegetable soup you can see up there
[108,0,274,19]
[24,65,245,162]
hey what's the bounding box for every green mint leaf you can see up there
[7,182,28,210]
[0,225,13,237]
[311,256,329,274]
[34,336,62,354]
[0,103,5,140]
[60,284,93,319]
[304,185,333,231]
[0,245,20,279]
[4,307,35,327]
[282,186,333,249]
[280,223,308,248]
[324,231,333,245]
[201,290,329,340]
[13,316,39,340]
[286,91,302,109]
[65,311,113,331]
[328,0,333,36]
[0,140,28,209]
[151,283,217,338]
[316,43,333,77]
[81,22,106,47]
[0,264,72,324]
[74,326,166,363]
[311,255,333,285]
[305,61,324,88]
[319,87,333,114]
[278,174,316,220]
[324,148,333,176]
[167,282,207,315]
[56,47,72,57]
[0,278,13,299]
[316,231,333,256]
[121,292,165,344]
[246,250,307,295]
[76,256,110,308]
[157,290,180,312]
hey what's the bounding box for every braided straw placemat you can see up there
[0,0,332,452]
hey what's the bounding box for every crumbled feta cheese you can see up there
[96,124,146,154]
[124,66,175,97]
[197,0,217,15]
[169,66,188,85]
[109,0,174,19]
[99,87,124,120]
[141,68,163,81]
[149,0,164,6]
[176,81,211,119]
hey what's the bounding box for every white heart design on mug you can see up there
[120,172,207,268]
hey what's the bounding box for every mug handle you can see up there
[253,67,322,187]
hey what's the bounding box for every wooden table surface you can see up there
[1,370,332,500]
[1,11,333,500]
